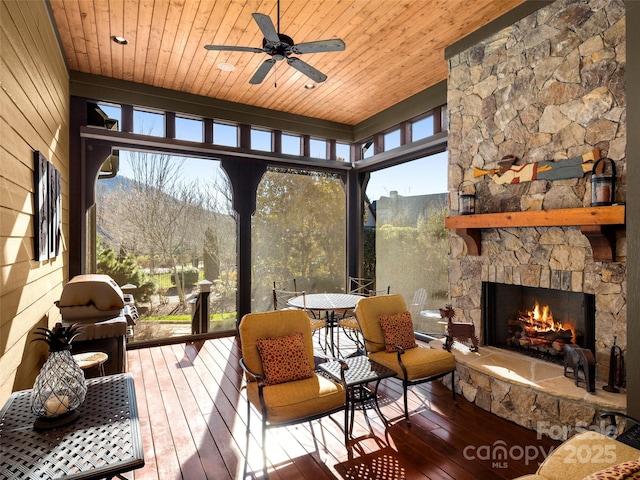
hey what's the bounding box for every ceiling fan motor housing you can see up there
[263,33,294,60]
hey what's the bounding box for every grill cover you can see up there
[58,274,125,323]
[57,274,128,375]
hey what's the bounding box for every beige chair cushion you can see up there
[239,309,346,424]
[536,432,640,480]
[58,274,124,310]
[338,316,359,330]
[355,293,455,381]
[246,374,345,424]
[369,347,455,380]
[309,318,326,332]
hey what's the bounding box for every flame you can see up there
[523,301,576,342]
[528,301,562,331]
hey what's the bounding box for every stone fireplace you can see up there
[442,0,627,429]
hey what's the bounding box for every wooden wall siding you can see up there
[0,0,70,403]
[49,0,525,126]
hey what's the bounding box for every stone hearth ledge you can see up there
[428,339,626,431]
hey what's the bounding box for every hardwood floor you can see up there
[126,334,559,480]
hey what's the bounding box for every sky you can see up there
[99,105,449,202]
[366,152,448,201]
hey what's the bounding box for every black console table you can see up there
[0,373,144,479]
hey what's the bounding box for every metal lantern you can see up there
[30,323,86,430]
[458,180,476,215]
[591,158,616,206]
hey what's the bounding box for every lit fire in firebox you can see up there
[509,301,576,354]
[526,301,562,332]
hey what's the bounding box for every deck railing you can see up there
[191,280,213,334]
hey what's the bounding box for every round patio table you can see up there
[288,293,363,356]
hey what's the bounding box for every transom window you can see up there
[251,128,272,151]
[176,116,203,142]
[282,133,302,155]
[214,123,238,147]
[133,109,164,137]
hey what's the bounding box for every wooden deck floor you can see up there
[126,334,559,480]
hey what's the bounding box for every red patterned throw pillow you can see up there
[378,311,418,353]
[256,332,314,385]
[582,460,640,480]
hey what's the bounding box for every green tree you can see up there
[252,168,346,310]
[96,243,156,302]
[171,267,199,288]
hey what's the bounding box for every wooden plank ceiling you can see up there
[49,0,525,126]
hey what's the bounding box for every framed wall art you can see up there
[33,151,61,261]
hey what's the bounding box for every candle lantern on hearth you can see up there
[458,180,476,215]
[591,158,616,206]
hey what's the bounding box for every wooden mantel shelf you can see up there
[445,205,625,261]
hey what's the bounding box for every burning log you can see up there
[521,324,572,340]
[518,305,574,344]
[505,300,581,364]
[519,312,551,330]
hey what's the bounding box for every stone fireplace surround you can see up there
[444,0,627,431]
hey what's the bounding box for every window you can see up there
[310,138,327,159]
[214,122,238,147]
[97,103,121,131]
[383,129,401,151]
[361,140,374,159]
[251,128,272,151]
[412,115,434,141]
[133,109,164,136]
[365,151,448,335]
[252,168,346,312]
[176,116,203,142]
[282,133,302,155]
[336,142,350,162]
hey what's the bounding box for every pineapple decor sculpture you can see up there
[30,322,87,429]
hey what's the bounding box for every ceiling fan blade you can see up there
[249,58,276,84]
[252,13,280,44]
[287,57,327,83]
[204,45,264,53]
[292,39,346,54]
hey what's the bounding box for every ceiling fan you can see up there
[204,1,345,85]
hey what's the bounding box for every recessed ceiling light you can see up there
[304,84,315,89]
[111,36,128,45]
[218,62,235,72]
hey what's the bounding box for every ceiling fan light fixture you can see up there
[218,62,235,72]
[304,83,315,89]
[111,35,128,45]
